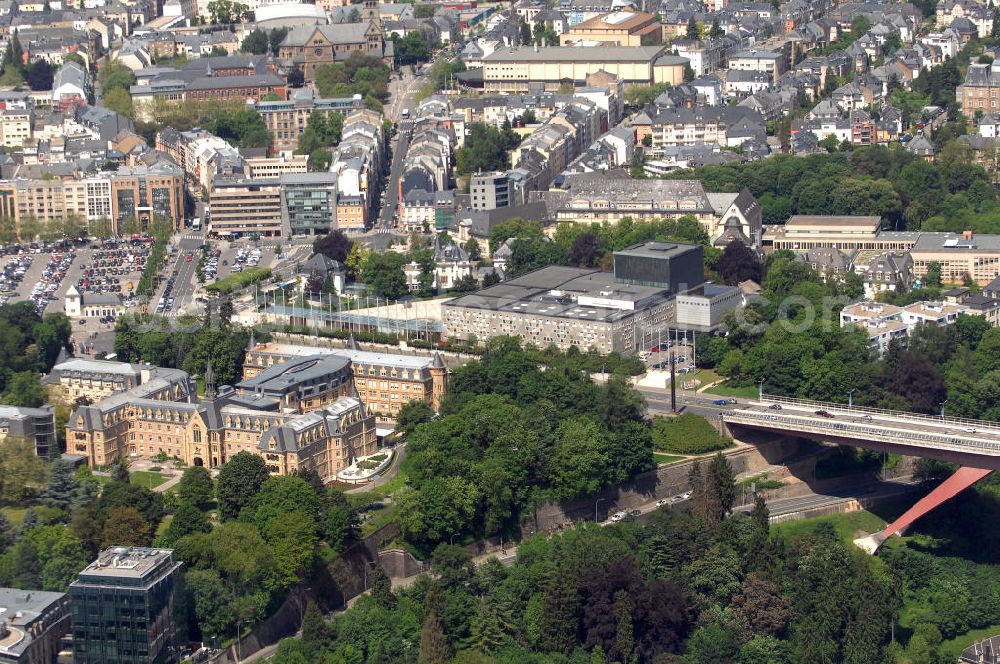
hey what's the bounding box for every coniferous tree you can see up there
[370,566,396,610]
[300,601,328,651]
[43,460,81,511]
[418,608,451,664]
[18,508,39,536]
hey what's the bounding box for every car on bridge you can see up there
[815,410,835,418]
[768,403,782,410]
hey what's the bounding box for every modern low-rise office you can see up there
[70,547,183,664]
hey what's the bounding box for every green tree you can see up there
[548,418,610,500]
[0,437,47,503]
[686,16,699,39]
[26,59,53,91]
[99,62,136,93]
[300,601,328,650]
[43,459,81,511]
[324,490,359,553]
[102,506,152,547]
[177,466,214,509]
[264,510,318,589]
[455,123,520,175]
[370,565,396,609]
[361,252,407,299]
[419,607,452,664]
[216,451,270,520]
[1,371,46,407]
[161,501,211,546]
[397,399,435,436]
[241,29,269,54]
[103,87,134,120]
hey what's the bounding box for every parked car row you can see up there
[0,255,32,306]
[31,252,75,312]
[203,247,222,280]
[230,247,261,274]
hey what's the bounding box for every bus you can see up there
[191,217,201,231]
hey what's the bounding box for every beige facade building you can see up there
[0,108,32,148]
[560,10,661,46]
[243,340,449,415]
[536,173,762,246]
[208,178,283,237]
[909,231,1000,283]
[482,46,687,92]
[65,361,377,480]
[49,358,143,404]
[245,154,309,179]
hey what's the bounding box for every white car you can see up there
[655,498,669,507]
[610,511,626,522]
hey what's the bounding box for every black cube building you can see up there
[613,241,705,293]
[70,547,182,664]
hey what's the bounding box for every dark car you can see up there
[815,410,835,418]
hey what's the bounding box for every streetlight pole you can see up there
[940,400,948,419]
[758,377,765,402]
[848,389,855,409]
[595,497,606,522]
[450,533,458,545]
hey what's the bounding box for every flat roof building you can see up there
[70,548,182,664]
[209,177,283,237]
[0,587,70,664]
[675,283,743,331]
[0,405,56,458]
[910,231,1000,283]
[613,241,704,293]
[481,45,688,92]
[559,9,662,46]
[442,265,675,353]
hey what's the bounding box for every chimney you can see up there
[964,229,974,240]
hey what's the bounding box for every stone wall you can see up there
[211,523,406,664]
[521,436,809,536]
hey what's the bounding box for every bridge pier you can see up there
[853,466,993,554]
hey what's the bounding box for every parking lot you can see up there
[0,243,80,314]
[642,341,696,373]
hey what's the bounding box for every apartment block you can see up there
[254,89,365,152]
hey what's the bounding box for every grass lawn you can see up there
[939,624,1000,660]
[703,381,759,398]
[774,509,887,545]
[156,514,173,538]
[688,368,723,389]
[654,452,685,465]
[0,506,27,526]
[130,471,167,489]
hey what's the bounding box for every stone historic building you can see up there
[64,338,446,478]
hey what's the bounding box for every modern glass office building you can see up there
[70,547,182,664]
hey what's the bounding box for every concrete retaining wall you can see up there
[521,436,809,536]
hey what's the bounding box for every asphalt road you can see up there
[152,237,202,315]
[639,386,738,417]
[378,121,412,229]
